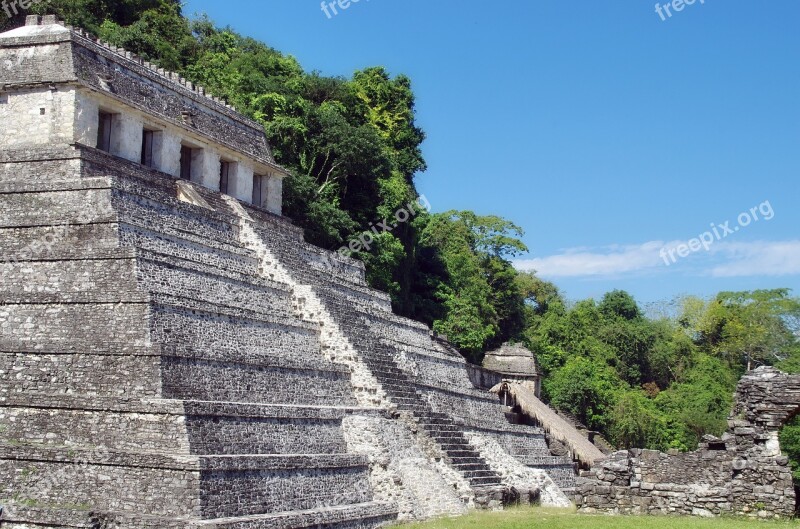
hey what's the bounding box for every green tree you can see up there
[545,355,623,431]
[418,211,528,361]
[780,415,800,481]
[599,290,642,321]
[610,390,667,450]
[693,289,800,371]
[653,355,734,449]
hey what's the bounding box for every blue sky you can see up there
[185,0,799,305]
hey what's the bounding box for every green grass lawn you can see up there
[393,507,800,529]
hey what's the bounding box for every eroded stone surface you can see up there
[576,367,799,518]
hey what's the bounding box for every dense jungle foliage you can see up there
[5,1,800,456]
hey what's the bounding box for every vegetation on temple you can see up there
[7,0,800,454]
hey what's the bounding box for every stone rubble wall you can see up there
[576,367,798,519]
[465,431,571,508]
[342,414,470,521]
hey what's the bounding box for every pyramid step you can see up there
[193,501,398,529]
[420,424,459,432]
[450,457,485,466]
[431,432,468,441]
[469,476,503,486]
[440,447,478,456]
[461,470,497,479]
[453,463,492,472]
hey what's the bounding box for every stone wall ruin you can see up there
[576,366,800,519]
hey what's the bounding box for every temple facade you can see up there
[0,15,288,214]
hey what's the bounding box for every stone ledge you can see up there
[198,453,369,472]
[0,343,160,356]
[413,381,501,403]
[387,340,467,363]
[307,272,392,305]
[1,501,399,529]
[0,443,199,470]
[161,348,351,375]
[137,249,292,294]
[120,223,258,269]
[0,145,82,163]
[0,394,389,420]
[327,295,430,332]
[0,444,370,472]
[183,401,390,421]
[466,424,547,437]
[0,276,148,304]
[0,228,126,262]
[153,295,321,333]
[114,190,245,239]
[0,245,134,262]
[0,394,181,414]
[0,176,112,194]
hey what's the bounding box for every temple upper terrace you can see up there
[0,15,289,214]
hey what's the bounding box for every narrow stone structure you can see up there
[576,366,799,518]
[478,343,542,397]
[0,17,576,528]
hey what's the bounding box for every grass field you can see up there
[393,507,800,529]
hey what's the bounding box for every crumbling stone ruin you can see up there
[0,16,579,528]
[576,366,799,519]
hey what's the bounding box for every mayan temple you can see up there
[0,15,589,528]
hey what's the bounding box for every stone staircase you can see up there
[362,349,502,488]
[229,199,576,498]
[228,204,506,496]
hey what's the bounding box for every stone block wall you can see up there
[576,367,799,519]
[0,88,79,149]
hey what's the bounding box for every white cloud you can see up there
[514,241,666,278]
[710,240,800,277]
[515,240,800,279]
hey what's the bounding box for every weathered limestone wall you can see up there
[342,414,471,521]
[576,367,798,519]
[0,88,78,148]
[0,146,396,528]
[465,431,570,507]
